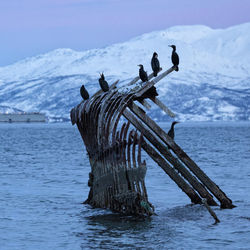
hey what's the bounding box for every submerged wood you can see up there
[202,198,220,224]
[71,66,235,217]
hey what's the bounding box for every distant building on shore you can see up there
[0,112,46,123]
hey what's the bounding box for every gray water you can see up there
[0,122,250,250]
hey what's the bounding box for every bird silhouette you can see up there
[151,52,160,77]
[169,45,179,71]
[167,121,179,149]
[80,85,89,100]
[98,73,109,92]
[138,64,148,82]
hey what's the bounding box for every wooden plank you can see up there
[132,130,142,195]
[122,122,130,164]
[153,66,176,83]
[123,109,202,204]
[149,97,176,118]
[130,106,217,205]
[110,80,119,90]
[202,199,220,224]
[125,102,234,208]
[97,91,119,146]
[128,76,140,86]
[141,137,202,204]
[103,93,125,145]
[138,133,148,200]
[128,69,162,86]
[127,130,135,192]
[138,99,151,110]
[110,94,135,145]
[135,67,175,98]
[124,107,217,206]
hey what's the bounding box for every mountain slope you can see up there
[0,23,249,121]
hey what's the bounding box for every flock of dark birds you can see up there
[79,44,180,142]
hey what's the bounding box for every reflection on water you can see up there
[76,210,176,249]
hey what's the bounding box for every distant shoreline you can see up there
[0,113,46,123]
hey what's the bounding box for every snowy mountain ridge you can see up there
[0,23,249,121]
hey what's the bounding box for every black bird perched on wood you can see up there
[99,73,109,92]
[151,52,160,77]
[80,85,89,100]
[138,64,148,82]
[167,121,179,141]
[169,45,179,71]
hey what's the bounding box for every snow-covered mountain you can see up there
[0,23,250,121]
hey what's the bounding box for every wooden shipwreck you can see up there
[71,66,235,217]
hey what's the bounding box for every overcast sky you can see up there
[0,0,249,66]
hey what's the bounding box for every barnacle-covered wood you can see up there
[71,66,235,216]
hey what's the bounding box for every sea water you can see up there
[0,122,250,249]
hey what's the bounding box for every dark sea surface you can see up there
[0,122,250,250]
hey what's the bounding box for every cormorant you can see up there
[169,45,179,71]
[99,73,109,92]
[138,64,148,82]
[167,121,179,140]
[80,85,89,100]
[151,52,160,77]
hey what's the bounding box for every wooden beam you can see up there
[135,67,175,98]
[124,102,234,208]
[140,135,202,204]
[138,99,151,110]
[129,103,217,205]
[128,69,163,86]
[149,97,176,118]
[124,107,217,206]
[202,199,220,224]
[123,109,202,203]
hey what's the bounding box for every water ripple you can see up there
[1,122,250,249]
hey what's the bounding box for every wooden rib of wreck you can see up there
[71,66,235,217]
